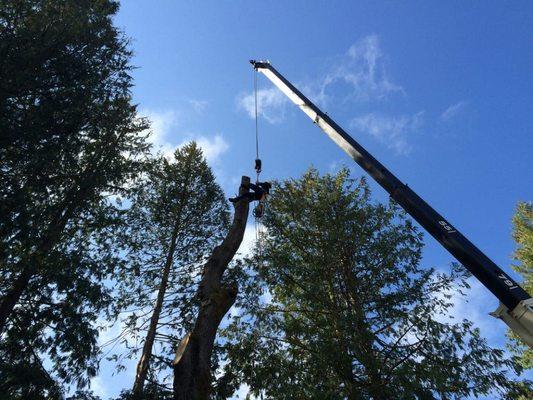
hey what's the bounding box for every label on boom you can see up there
[438,220,457,234]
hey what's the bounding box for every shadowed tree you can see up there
[221,168,530,399]
[113,143,229,398]
[0,0,148,393]
[172,176,250,400]
[507,201,533,369]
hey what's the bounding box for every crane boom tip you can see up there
[250,59,270,70]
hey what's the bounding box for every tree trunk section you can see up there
[0,266,33,333]
[132,224,180,398]
[173,176,250,400]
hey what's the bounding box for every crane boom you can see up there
[250,60,533,347]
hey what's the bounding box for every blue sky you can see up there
[91,1,532,397]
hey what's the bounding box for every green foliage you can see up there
[66,390,102,400]
[512,202,533,294]
[109,142,229,388]
[508,201,533,369]
[221,168,530,399]
[0,0,149,396]
[113,383,173,400]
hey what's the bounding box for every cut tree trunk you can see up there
[173,176,250,400]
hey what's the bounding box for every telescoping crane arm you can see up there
[250,60,533,347]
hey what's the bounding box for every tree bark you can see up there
[173,176,250,400]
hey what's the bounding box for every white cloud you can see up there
[231,383,252,399]
[141,109,179,159]
[435,277,505,346]
[188,99,208,114]
[141,109,229,163]
[90,376,108,398]
[440,100,467,121]
[319,35,404,103]
[350,112,423,155]
[236,223,258,258]
[93,313,149,398]
[238,35,403,124]
[237,86,288,124]
[97,317,123,347]
[142,109,178,147]
[192,135,229,164]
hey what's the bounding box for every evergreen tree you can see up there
[508,201,533,369]
[222,168,530,399]
[0,0,148,394]
[110,143,229,396]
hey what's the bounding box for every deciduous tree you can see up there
[507,201,533,369]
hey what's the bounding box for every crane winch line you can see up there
[250,59,533,347]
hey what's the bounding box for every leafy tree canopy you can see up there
[221,168,531,399]
[508,201,533,369]
[109,142,229,391]
[0,0,149,396]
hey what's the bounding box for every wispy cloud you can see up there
[90,376,108,398]
[188,99,208,114]
[192,135,229,163]
[434,277,504,346]
[440,100,467,121]
[238,35,403,124]
[93,313,139,398]
[143,109,178,155]
[317,35,404,104]
[237,86,288,124]
[350,112,423,155]
[234,383,252,399]
[141,108,229,163]
[235,223,257,258]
